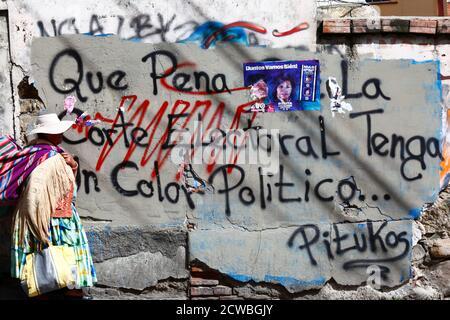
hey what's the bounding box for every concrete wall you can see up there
[7,0,316,70]
[318,30,450,187]
[1,0,449,300]
[30,35,441,292]
[316,25,450,299]
[0,11,13,136]
[6,0,317,141]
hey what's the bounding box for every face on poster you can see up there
[243,60,320,112]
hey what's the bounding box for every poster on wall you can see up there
[243,60,320,112]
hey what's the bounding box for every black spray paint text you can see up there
[49,49,230,102]
[287,221,410,279]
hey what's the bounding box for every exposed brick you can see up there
[233,287,253,297]
[325,19,351,26]
[190,286,214,296]
[323,19,350,34]
[190,266,219,279]
[409,26,436,34]
[381,19,410,33]
[437,19,450,34]
[190,277,220,286]
[352,19,367,27]
[352,27,366,33]
[410,19,437,34]
[352,19,381,33]
[320,18,444,35]
[410,19,437,28]
[191,266,204,273]
[323,26,350,33]
[192,297,219,300]
[213,285,233,296]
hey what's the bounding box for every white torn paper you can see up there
[326,77,353,117]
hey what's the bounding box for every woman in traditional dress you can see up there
[1,113,97,299]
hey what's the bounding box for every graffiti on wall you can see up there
[288,221,409,278]
[62,98,440,217]
[37,14,310,48]
[319,36,450,191]
[31,35,441,288]
[190,219,412,289]
[44,46,440,217]
[37,13,200,43]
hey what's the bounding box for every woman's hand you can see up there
[61,152,78,175]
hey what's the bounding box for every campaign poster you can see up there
[243,60,320,112]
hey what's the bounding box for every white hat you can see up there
[28,113,74,135]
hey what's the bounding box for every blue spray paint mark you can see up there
[410,59,436,65]
[424,83,441,105]
[408,208,422,219]
[264,275,327,287]
[82,32,142,42]
[82,32,114,37]
[435,60,443,102]
[127,37,143,43]
[178,21,249,49]
[227,272,253,283]
[227,272,327,287]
